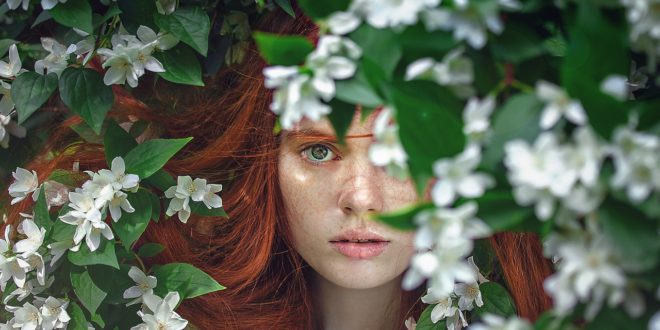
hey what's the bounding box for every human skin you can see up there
[278,111,418,329]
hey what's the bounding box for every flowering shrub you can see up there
[0,0,659,329]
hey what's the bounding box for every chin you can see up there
[315,258,407,290]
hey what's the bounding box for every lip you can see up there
[329,229,389,259]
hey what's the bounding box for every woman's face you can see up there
[278,112,417,290]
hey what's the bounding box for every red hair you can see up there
[2,6,553,329]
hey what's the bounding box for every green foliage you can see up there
[155,44,204,86]
[253,32,314,66]
[138,243,165,258]
[153,263,225,299]
[104,119,138,166]
[68,240,120,270]
[474,191,534,232]
[296,0,350,19]
[112,189,153,249]
[154,7,211,56]
[327,98,357,143]
[66,302,88,330]
[475,282,517,317]
[58,68,115,134]
[190,201,228,218]
[415,304,447,330]
[49,0,93,34]
[375,202,434,231]
[123,137,193,179]
[33,186,53,232]
[12,72,58,124]
[70,267,107,315]
[117,0,157,33]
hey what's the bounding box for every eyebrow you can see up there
[283,128,373,142]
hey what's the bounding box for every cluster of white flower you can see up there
[0,220,46,293]
[97,26,178,88]
[403,202,490,300]
[610,125,660,203]
[2,295,71,330]
[35,30,96,76]
[263,35,361,130]
[326,0,440,34]
[405,47,475,98]
[469,314,533,330]
[463,95,496,146]
[0,44,27,148]
[368,107,409,179]
[58,157,140,252]
[164,175,223,223]
[6,0,67,11]
[432,145,495,207]
[418,256,489,330]
[621,0,660,69]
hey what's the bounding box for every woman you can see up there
[4,6,553,330]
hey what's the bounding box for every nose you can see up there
[337,162,384,215]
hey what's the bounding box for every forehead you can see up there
[285,110,379,138]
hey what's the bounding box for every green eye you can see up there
[303,144,335,163]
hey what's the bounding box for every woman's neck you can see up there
[313,273,402,330]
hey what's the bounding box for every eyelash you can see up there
[299,143,341,165]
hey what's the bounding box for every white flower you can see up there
[535,80,587,129]
[420,291,456,323]
[136,25,179,52]
[0,44,22,78]
[610,126,660,202]
[469,314,532,330]
[6,0,30,10]
[454,257,488,311]
[405,317,417,330]
[47,240,78,267]
[566,127,605,188]
[108,191,136,222]
[165,176,223,222]
[108,155,141,191]
[59,191,113,251]
[0,87,27,149]
[37,296,70,330]
[131,292,188,330]
[8,167,39,205]
[405,49,474,98]
[10,302,42,330]
[0,255,31,290]
[41,0,67,10]
[34,38,75,76]
[123,266,157,306]
[368,107,408,179]
[463,96,495,145]
[326,11,362,35]
[13,220,46,257]
[422,2,505,49]
[361,0,440,29]
[156,0,177,15]
[414,203,489,251]
[650,311,660,330]
[431,145,494,207]
[600,75,629,101]
[198,183,223,209]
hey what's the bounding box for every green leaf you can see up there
[148,190,162,222]
[327,98,357,144]
[49,0,94,34]
[335,64,384,108]
[586,306,648,330]
[190,201,228,218]
[481,94,542,172]
[155,7,211,56]
[12,72,58,124]
[390,81,465,194]
[475,282,517,317]
[68,240,120,270]
[123,137,192,179]
[155,44,204,86]
[59,68,114,134]
[474,191,534,232]
[66,302,88,330]
[153,263,225,299]
[113,189,152,248]
[104,120,138,166]
[71,121,104,144]
[50,206,76,242]
[97,4,122,28]
[30,186,52,234]
[145,169,177,191]
[375,202,434,231]
[88,264,135,304]
[296,0,350,19]
[274,0,295,17]
[253,32,313,66]
[117,0,157,33]
[138,243,165,258]
[415,304,446,330]
[491,21,546,63]
[598,198,660,272]
[350,25,401,79]
[70,268,107,315]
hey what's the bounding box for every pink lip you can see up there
[329,230,389,259]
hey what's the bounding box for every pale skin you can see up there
[278,111,418,330]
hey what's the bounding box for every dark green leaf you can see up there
[350,25,401,79]
[117,0,157,34]
[190,201,228,218]
[491,21,546,63]
[327,98,357,144]
[68,240,120,270]
[31,11,53,28]
[375,202,434,231]
[475,282,517,317]
[97,4,122,28]
[49,0,94,34]
[474,191,534,232]
[153,263,225,299]
[138,243,165,258]
[50,206,76,242]
[145,169,177,192]
[253,32,313,66]
[104,120,138,166]
[148,190,162,222]
[88,264,135,304]
[598,198,660,272]
[415,304,447,330]
[59,68,114,134]
[335,63,384,108]
[296,0,350,19]
[113,189,152,248]
[12,72,58,124]
[70,268,107,315]
[33,186,52,233]
[66,302,88,330]
[155,7,210,56]
[274,0,295,17]
[586,305,648,330]
[123,137,192,179]
[70,121,104,144]
[155,44,204,86]
[481,94,542,172]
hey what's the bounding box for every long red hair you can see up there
[2,6,553,329]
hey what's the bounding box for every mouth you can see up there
[329,231,390,259]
